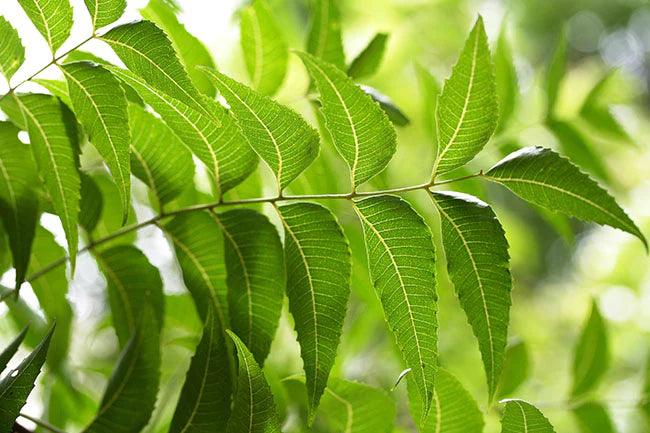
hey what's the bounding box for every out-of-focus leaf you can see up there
[348,33,388,79]
[307,0,345,69]
[500,399,556,432]
[545,30,566,120]
[360,85,410,127]
[571,301,609,399]
[17,0,72,52]
[494,22,518,133]
[84,0,126,29]
[0,17,24,80]
[415,64,440,143]
[579,72,632,143]
[497,339,530,398]
[0,326,28,373]
[572,401,615,433]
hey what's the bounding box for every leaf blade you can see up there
[306,0,345,69]
[571,301,609,398]
[500,399,556,433]
[348,33,388,79]
[0,17,25,80]
[84,0,126,29]
[17,0,72,52]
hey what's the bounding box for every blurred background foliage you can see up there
[1,0,650,431]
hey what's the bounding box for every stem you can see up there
[18,414,66,433]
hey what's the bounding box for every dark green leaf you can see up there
[361,85,410,127]
[571,301,609,398]
[348,33,388,79]
[0,326,28,373]
[79,172,103,234]
[497,339,530,398]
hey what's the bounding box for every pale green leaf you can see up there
[0,17,24,81]
[33,78,72,107]
[432,191,512,401]
[494,22,518,133]
[277,202,351,420]
[169,304,232,433]
[240,0,289,96]
[307,0,345,69]
[497,339,530,398]
[572,401,615,433]
[0,326,28,373]
[500,399,556,433]
[433,17,497,177]
[0,326,53,432]
[299,52,397,188]
[84,0,126,29]
[415,64,441,142]
[200,67,319,191]
[348,33,388,79]
[109,66,256,198]
[354,195,437,415]
[643,355,650,421]
[141,0,216,95]
[226,330,282,433]
[95,245,165,347]
[128,103,195,207]
[62,62,131,223]
[545,30,566,120]
[0,121,39,289]
[17,0,72,52]
[579,73,632,143]
[84,306,160,433]
[571,301,609,398]
[212,209,284,364]
[485,146,647,249]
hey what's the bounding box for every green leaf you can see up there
[485,146,647,249]
[100,21,218,123]
[432,17,497,177]
[361,85,410,127]
[6,93,80,269]
[0,17,25,81]
[90,173,136,247]
[409,369,484,433]
[572,401,615,433]
[545,30,566,120]
[431,191,512,401]
[95,245,165,347]
[299,52,397,188]
[84,306,161,433]
[571,301,609,398]
[79,172,103,233]
[494,23,518,133]
[33,78,72,107]
[200,67,319,192]
[500,399,556,433]
[0,325,54,432]
[0,121,39,289]
[348,33,388,79]
[212,209,284,364]
[84,0,126,29]
[127,103,194,207]
[497,339,530,398]
[141,0,216,96]
[307,0,345,69]
[415,64,441,142]
[226,330,282,433]
[169,304,232,433]
[318,379,396,433]
[579,73,632,143]
[109,66,257,198]
[17,0,72,52]
[0,326,28,373]
[642,355,650,421]
[163,211,228,326]
[354,195,437,415]
[276,202,351,421]
[240,0,289,96]
[62,62,131,224]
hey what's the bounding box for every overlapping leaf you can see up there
[277,202,351,420]
[0,17,24,81]
[498,339,530,398]
[500,400,556,433]
[348,33,388,79]
[62,61,131,223]
[299,52,396,188]
[84,0,126,29]
[431,191,512,400]
[571,301,609,398]
[79,172,103,233]
[17,0,72,52]
[307,0,345,69]
[240,0,289,96]
[485,146,647,248]
[432,17,497,177]
[201,67,319,191]
[572,401,615,433]
[354,195,437,415]
[212,209,284,364]
[0,326,28,372]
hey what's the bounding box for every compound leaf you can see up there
[571,301,609,398]
[0,17,25,80]
[84,0,126,29]
[500,400,556,433]
[17,0,72,52]
[307,0,345,69]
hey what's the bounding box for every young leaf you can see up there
[494,23,518,133]
[485,146,647,249]
[307,0,345,69]
[431,191,512,401]
[0,326,28,373]
[348,33,388,79]
[498,339,530,398]
[169,304,232,433]
[200,67,319,192]
[95,245,165,347]
[571,301,609,398]
[84,0,126,30]
[164,212,229,326]
[128,103,194,207]
[84,306,160,433]
[500,399,556,433]
[0,17,25,81]
[318,379,396,433]
[0,121,39,289]
[0,325,54,432]
[432,17,497,178]
[141,0,216,95]
[409,369,484,433]
[7,94,80,269]
[212,209,284,364]
[276,202,351,421]
[109,66,257,197]
[240,0,289,96]
[62,62,131,223]
[545,30,567,120]
[572,401,615,433]
[354,195,437,415]
[299,52,397,188]
[17,0,72,52]
[226,330,282,433]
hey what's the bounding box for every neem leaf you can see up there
[500,399,556,433]
[0,17,25,80]
[348,33,388,79]
[497,339,530,398]
[17,0,72,52]
[571,301,609,399]
[307,0,345,69]
[84,0,126,29]
[0,326,29,373]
